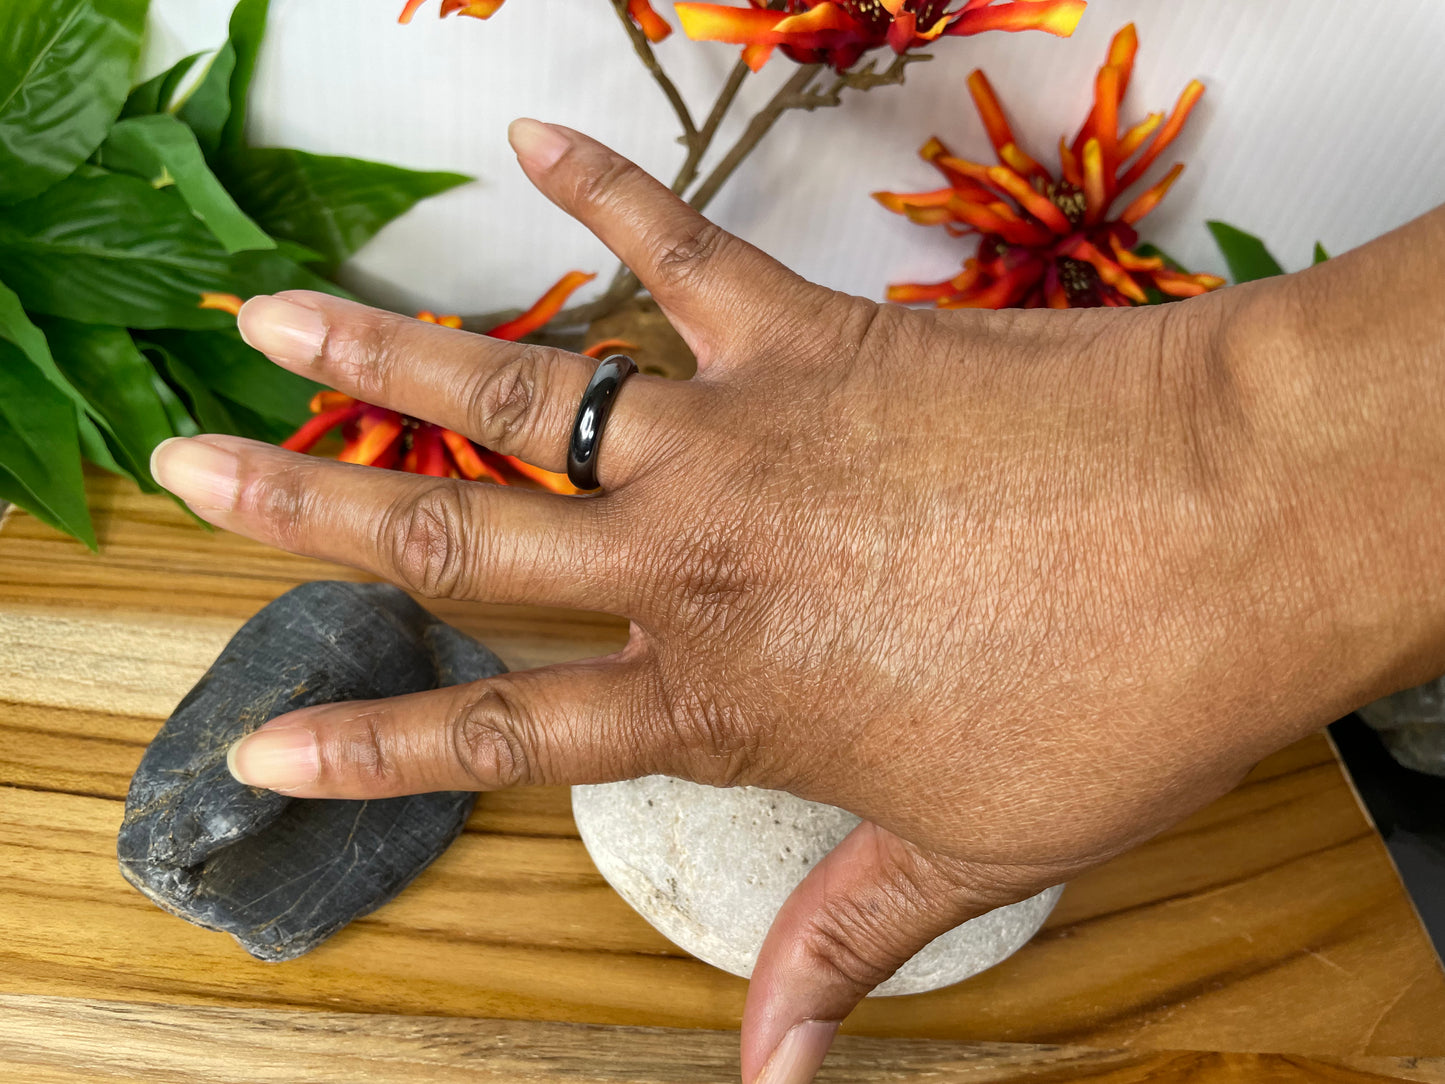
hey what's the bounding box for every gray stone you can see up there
[1360,675,1445,777]
[118,581,505,961]
[572,776,1063,996]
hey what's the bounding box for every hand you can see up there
[150,120,1445,1084]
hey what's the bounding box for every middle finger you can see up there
[238,290,687,490]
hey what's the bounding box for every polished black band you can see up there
[566,354,637,492]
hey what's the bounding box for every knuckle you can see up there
[656,681,758,789]
[652,220,730,292]
[570,154,637,216]
[326,312,406,402]
[240,461,314,551]
[378,481,475,598]
[335,712,394,787]
[800,907,903,992]
[451,683,536,789]
[466,345,553,451]
[663,529,756,639]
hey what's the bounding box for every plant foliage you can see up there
[0,0,469,546]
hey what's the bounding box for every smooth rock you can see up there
[1360,674,1445,777]
[573,776,1063,996]
[118,581,505,961]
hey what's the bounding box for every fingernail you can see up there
[754,1021,840,1084]
[237,295,326,366]
[508,118,570,171]
[227,727,319,791]
[150,437,239,513]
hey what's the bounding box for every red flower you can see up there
[279,272,621,494]
[874,23,1223,309]
[676,0,1085,73]
[399,0,673,42]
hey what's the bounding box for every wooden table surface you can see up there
[2,473,1443,1082]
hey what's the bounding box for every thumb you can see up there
[740,822,999,1084]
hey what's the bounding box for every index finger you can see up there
[508,119,821,365]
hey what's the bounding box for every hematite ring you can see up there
[566,354,637,492]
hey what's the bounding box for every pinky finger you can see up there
[224,655,666,798]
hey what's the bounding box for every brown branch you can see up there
[685,63,821,216]
[673,59,750,196]
[610,0,697,144]
[688,54,930,215]
[463,54,930,333]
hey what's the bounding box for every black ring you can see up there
[567,354,637,492]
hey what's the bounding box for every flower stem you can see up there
[466,53,929,333]
[689,54,931,214]
[610,0,697,146]
[675,60,751,196]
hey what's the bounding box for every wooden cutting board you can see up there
[1,473,1443,1081]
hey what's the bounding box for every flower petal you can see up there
[339,413,405,466]
[1118,79,1205,190]
[502,455,580,495]
[628,0,673,43]
[485,271,597,341]
[198,291,244,316]
[1118,112,1163,161]
[741,42,774,70]
[1070,239,1148,304]
[985,165,1072,235]
[440,429,506,483]
[949,0,1086,38]
[677,1,863,50]
[1081,136,1108,224]
[282,404,363,454]
[583,338,640,359]
[1119,162,1184,224]
[441,0,506,17]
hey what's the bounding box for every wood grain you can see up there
[2,996,1444,1084]
[1,472,1443,1065]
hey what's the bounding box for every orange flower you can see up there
[398,0,506,23]
[280,272,616,494]
[398,0,672,41]
[199,292,245,316]
[676,0,1085,73]
[874,24,1223,309]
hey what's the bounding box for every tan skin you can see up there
[151,120,1445,1084]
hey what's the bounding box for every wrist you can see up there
[1214,221,1445,717]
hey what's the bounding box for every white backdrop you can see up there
[141,1,1445,317]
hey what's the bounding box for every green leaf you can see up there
[1313,242,1330,265]
[214,396,299,444]
[273,238,329,266]
[220,0,271,152]
[176,44,236,158]
[0,335,95,547]
[0,0,149,204]
[0,462,81,539]
[0,273,78,397]
[144,328,321,428]
[141,353,201,438]
[122,50,204,118]
[152,348,242,435]
[217,147,470,271]
[1206,220,1286,283]
[0,170,342,329]
[39,318,177,486]
[97,114,275,253]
